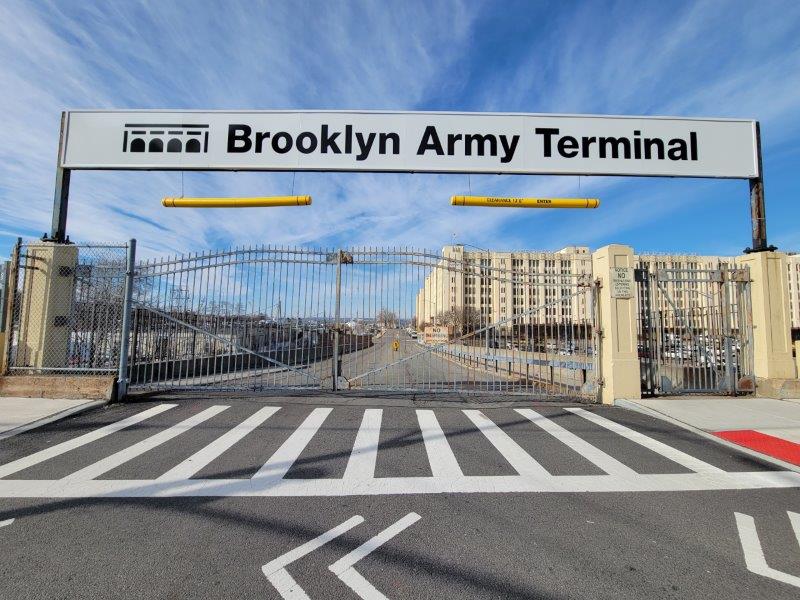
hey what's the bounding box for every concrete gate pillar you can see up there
[735,251,797,380]
[591,245,641,405]
[16,243,78,369]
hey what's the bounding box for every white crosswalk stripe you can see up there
[158,406,280,481]
[252,407,332,484]
[515,408,637,477]
[463,410,550,478]
[0,404,177,480]
[1,403,797,498]
[566,407,725,474]
[63,406,229,481]
[416,409,463,478]
[344,409,382,480]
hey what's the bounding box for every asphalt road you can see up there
[261,328,502,392]
[1,395,799,599]
[260,328,572,394]
[339,329,501,391]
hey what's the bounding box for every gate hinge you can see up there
[728,268,750,283]
[597,378,605,387]
[595,327,603,338]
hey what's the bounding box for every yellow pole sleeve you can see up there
[450,196,599,209]
[162,196,312,208]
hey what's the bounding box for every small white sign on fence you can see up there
[610,267,634,299]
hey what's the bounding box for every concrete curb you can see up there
[615,398,800,474]
[0,399,108,442]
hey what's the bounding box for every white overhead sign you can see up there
[60,110,759,178]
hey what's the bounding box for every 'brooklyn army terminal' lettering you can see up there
[227,123,699,164]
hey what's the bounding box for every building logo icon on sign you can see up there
[122,123,209,154]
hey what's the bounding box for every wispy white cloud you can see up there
[0,0,487,256]
[0,0,798,259]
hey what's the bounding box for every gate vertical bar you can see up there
[719,264,736,394]
[332,249,342,391]
[116,239,136,399]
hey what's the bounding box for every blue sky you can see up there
[1,0,799,259]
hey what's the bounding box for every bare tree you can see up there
[435,306,481,335]
[376,308,398,328]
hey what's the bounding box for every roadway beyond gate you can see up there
[126,246,598,401]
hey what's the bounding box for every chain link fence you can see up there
[0,259,9,334]
[4,241,129,375]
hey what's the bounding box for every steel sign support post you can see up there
[745,122,774,254]
[49,112,71,243]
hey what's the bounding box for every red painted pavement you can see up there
[713,429,800,466]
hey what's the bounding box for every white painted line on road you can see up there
[515,409,637,477]
[0,470,798,497]
[262,515,364,600]
[329,512,422,600]
[252,408,333,484]
[157,406,280,481]
[567,408,724,474]
[735,511,800,589]
[416,410,463,478]
[334,567,389,600]
[0,518,14,528]
[0,404,177,480]
[344,409,383,480]
[62,406,229,481]
[789,511,800,547]
[463,410,550,478]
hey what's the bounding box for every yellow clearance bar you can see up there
[451,196,599,209]
[162,196,312,208]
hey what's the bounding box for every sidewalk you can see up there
[0,397,106,441]
[619,396,800,467]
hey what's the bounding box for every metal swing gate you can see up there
[126,245,598,400]
[635,263,754,396]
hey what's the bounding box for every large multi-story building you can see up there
[415,245,593,332]
[415,245,800,334]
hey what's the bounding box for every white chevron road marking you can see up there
[262,515,365,600]
[735,511,800,589]
[329,512,422,600]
